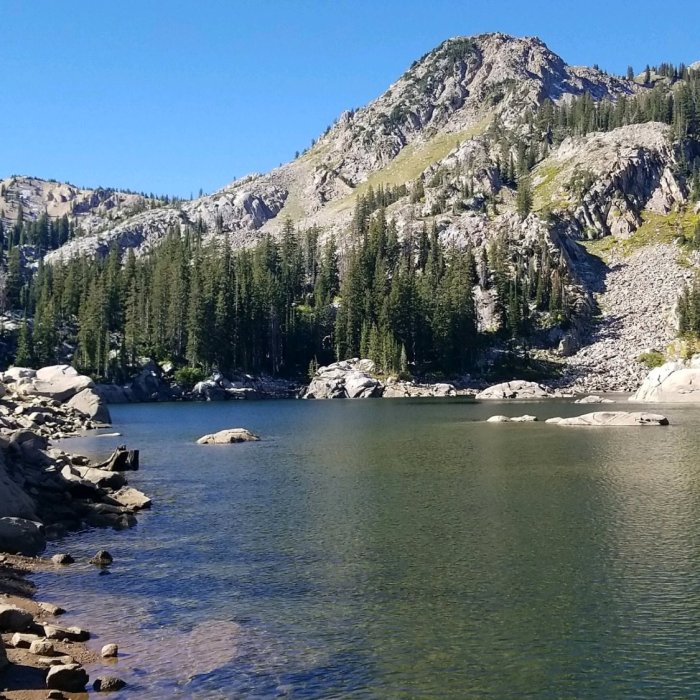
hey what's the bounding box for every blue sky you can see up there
[2,0,698,197]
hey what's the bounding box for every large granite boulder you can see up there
[631,359,700,402]
[546,411,669,426]
[476,381,552,400]
[67,388,112,424]
[196,429,260,445]
[15,365,94,402]
[0,518,46,555]
[303,359,383,399]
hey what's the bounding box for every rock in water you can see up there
[101,643,118,658]
[46,663,89,692]
[486,415,538,422]
[196,429,260,445]
[93,675,126,692]
[546,411,669,426]
[476,381,552,400]
[90,550,113,566]
[51,553,75,565]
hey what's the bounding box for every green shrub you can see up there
[174,366,207,390]
[637,351,665,369]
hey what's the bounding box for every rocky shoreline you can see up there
[0,366,150,696]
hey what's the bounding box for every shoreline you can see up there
[1,553,110,700]
[1,367,150,696]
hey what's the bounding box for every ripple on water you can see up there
[34,399,700,698]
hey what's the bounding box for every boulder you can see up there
[486,415,538,423]
[196,429,260,445]
[29,639,57,656]
[46,663,89,692]
[9,632,43,648]
[101,643,118,658]
[67,388,112,424]
[17,370,94,402]
[546,411,669,426]
[476,381,552,400]
[89,550,113,565]
[344,371,382,399]
[303,359,384,399]
[107,486,151,510]
[575,395,614,404]
[0,517,46,556]
[61,464,125,490]
[43,625,90,642]
[3,366,36,382]
[93,383,133,403]
[36,365,79,382]
[52,553,75,565]
[0,604,34,632]
[93,675,126,692]
[632,361,700,402]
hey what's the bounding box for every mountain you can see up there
[3,33,700,390]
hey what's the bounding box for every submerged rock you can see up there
[196,429,260,445]
[546,411,669,426]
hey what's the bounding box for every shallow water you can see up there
[36,398,700,698]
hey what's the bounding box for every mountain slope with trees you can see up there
[2,33,700,389]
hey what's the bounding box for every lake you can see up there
[36,398,700,698]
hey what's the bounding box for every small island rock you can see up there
[101,643,119,658]
[196,429,260,445]
[546,411,669,426]
[476,381,553,400]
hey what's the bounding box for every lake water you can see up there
[35,398,700,698]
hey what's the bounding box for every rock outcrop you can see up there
[304,360,383,399]
[2,365,111,426]
[546,411,669,426]
[0,375,148,540]
[631,357,700,402]
[476,381,554,400]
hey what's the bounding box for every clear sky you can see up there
[2,0,698,197]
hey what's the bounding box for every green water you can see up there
[37,398,700,698]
